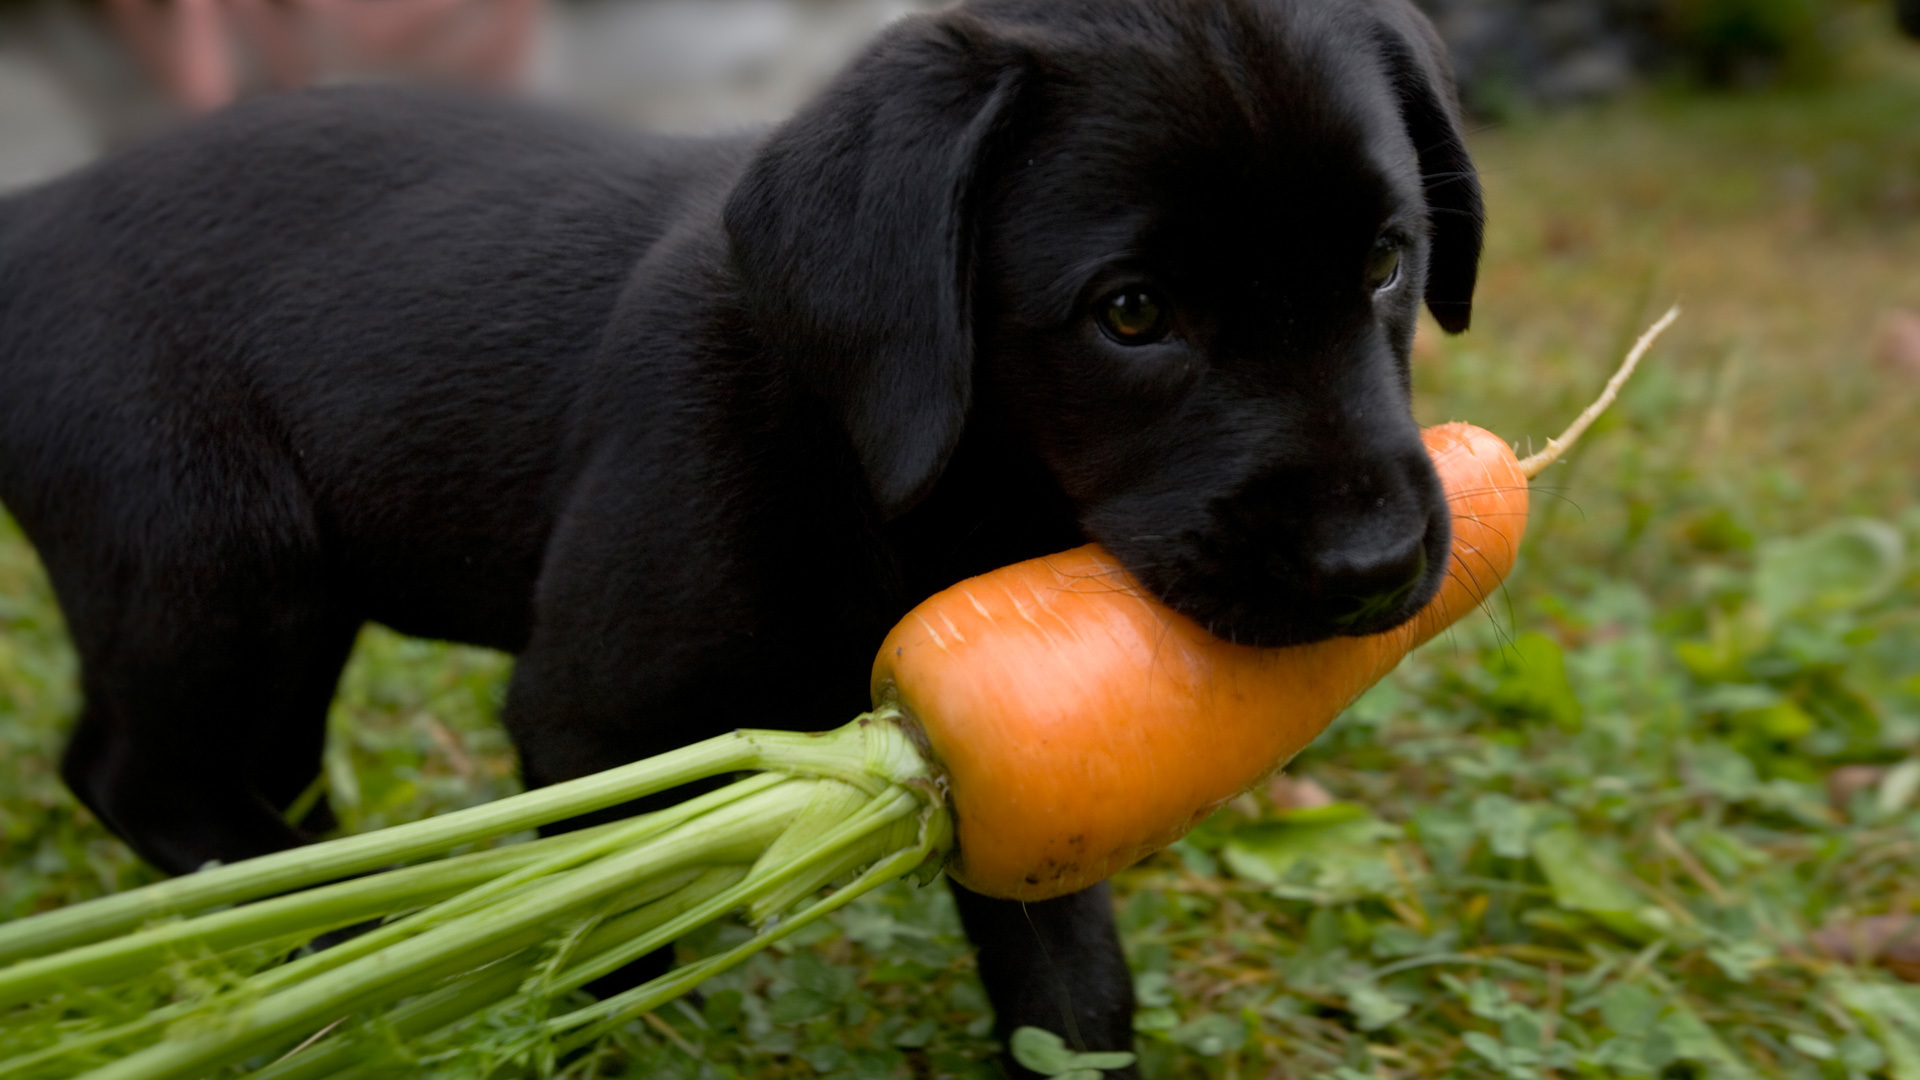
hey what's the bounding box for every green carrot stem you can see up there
[3,715,946,1078]
[10,905,547,1080]
[0,829,598,1011]
[580,798,946,1040]
[239,790,926,1080]
[0,876,551,1080]
[546,788,923,994]
[246,869,752,1080]
[551,838,941,1046]
[0,772,788,1077]
[0,787,779,1068]
[0,718,925,969]
[223,773,790,1002]
[533,867,748,992]
[0,735,757,966]
[733,715,932,795]
[745,779,870,922]
[743,809,923,928]
[73,782,819,1080]
[243,958,532,1080]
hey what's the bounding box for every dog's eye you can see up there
[1097,288,1170,345]
[1366,239,1403,293]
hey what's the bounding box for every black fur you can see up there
[0,0,1479,1071]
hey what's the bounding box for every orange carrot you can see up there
[873,307,1680,900]
[870,423,1520,899]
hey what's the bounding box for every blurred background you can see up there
[3,1,1920,1078]
[0,0,948,186]
[1,0,1917,182]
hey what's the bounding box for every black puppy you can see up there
[0,0,1480,1067]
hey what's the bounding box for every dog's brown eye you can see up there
[1098,288,1169,344]
[1367,240,1403,292]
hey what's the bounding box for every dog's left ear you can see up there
[1370,5,1484,334]
[725,14,1025,518]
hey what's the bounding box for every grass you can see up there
[5,19,1920,1080]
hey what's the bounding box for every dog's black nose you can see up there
[1307,531,1431,630]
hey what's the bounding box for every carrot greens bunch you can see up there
[0,719,948,1079]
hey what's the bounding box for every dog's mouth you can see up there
[1103,515,1452,650]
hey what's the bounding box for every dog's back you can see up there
[0,85,771,873]
[0,87,753,649]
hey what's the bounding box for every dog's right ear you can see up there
[725,14,1026,518]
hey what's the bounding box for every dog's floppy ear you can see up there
[1370,7,1483,333]
[725,14,1024,517]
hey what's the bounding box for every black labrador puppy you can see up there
[0,0,1480,1067]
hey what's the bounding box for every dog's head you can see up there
[725,0,1483,648]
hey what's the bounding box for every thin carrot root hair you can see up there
[1516,304,1680,480]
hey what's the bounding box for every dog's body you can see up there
[0,0,1479,1067]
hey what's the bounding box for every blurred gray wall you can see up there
[0,0,942,193]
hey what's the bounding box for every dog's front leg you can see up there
[949,879,1139,1079]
